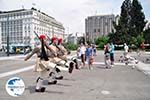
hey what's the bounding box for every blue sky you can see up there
[0,0,149,33]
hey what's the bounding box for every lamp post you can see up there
[52,25,54,37]
[6,15,9,56]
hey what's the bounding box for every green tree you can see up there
[114,0,131,34]
[112,0,132,44]
[130,0,147,36]
[120,0,132,34]
[95,36,109,49]
[111,0,147,45]
[64,43,78,50]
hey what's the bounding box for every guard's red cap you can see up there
[51,37,58,43]
[58,38,63,43]
[39,34,46,40]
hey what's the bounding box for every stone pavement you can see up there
[0,51,150,100]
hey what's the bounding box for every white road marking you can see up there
[0,57,149,78]
[0,61,126,78]
[0,55,25,61]
[101,90,110,95]
[0,66,34,78]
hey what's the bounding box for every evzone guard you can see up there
[24,35,74,92]
[57,38,79,69]
[47,37,75,73]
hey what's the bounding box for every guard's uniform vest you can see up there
[25,46,50,72]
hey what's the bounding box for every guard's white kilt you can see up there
[34,58,49,72]
[34,58,68,72]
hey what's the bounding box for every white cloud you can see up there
[0,0,149,33]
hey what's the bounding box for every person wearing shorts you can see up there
[86,44,93,70]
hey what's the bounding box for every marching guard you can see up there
[57,38,79,69]
[47,37,74,73]
[24,35,64,92]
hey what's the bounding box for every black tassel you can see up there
[40,39,49,61]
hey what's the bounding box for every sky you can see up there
[0,0,150,34]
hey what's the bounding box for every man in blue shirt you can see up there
[86,44,93,70]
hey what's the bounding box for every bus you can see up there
[6,45,32,54]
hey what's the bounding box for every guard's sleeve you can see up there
[24,47,39,61]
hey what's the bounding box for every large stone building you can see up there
[85,14,115,41]
[0,8,65,49]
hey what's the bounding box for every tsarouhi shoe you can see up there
[48,80,57,85]
[68,62,74,73]
[55,76,63,80]
[73,59,79,69]
[49,72,55,77]
[35,87,46,92]
[55,67,61,73]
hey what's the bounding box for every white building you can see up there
[0,8,65,48]
[67,33,84,44]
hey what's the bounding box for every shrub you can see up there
[64,43,78,50]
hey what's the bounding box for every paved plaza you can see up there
[0,51,150,100]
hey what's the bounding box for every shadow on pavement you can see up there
[26,86,64,94]
[96,66,108,69]
[26,86,36,94]
[56,83,72,87]
[45,90,64,94]
[62,78,76,81]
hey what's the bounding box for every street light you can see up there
[52,25,54,37]
[6,15,9,56]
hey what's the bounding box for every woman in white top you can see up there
[124,43,129,58]
[79,43,86,67]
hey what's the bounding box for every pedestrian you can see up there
[93,44,97,56]
[79,43,86,67]
[140,42,145,51]
[124,43,129,58]
[104,43,111,68]
[109,42,115,65]
[86,44,94,70]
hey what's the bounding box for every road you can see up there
[0,51,150,100]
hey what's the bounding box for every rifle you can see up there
[34,31,40,40]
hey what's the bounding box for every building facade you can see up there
[0,8,65,48]
[85,14,115,41]
[67,33,84,44]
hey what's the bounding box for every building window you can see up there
[24,26,26,30]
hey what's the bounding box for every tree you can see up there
[114,0,132,34]
[112,0,132,44]
[120,0,132,34]
[111,0,147,45]
[130,0,147,36]
[95,36,109,49]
